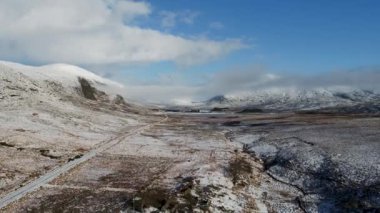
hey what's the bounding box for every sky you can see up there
[0,0,379,104]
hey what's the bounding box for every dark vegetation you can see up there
[67,154,83,162]
[297,103,380,115]
[0,141,15,147]
[227,156,252,185]
[238,107,264,113]
[39,149,61,159]
[164,109,181,112]
[23,189,131,213]
[125,177,216,212]
[222,121,241,126]
[211,107,230,112]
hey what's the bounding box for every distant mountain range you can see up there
[203,87,380,113]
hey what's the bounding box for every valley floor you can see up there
[1,110,379,212]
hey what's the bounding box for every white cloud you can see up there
[108,0,151,21]
[0,0,243,66]
[159,10,199,29]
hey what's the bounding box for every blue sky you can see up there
[0,0,379,103]
[112,0,380,86]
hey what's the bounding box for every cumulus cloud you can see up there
[0,0,243,66]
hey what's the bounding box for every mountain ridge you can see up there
[204,87,380,112]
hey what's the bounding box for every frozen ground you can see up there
[1,62,379,212]
[4,111,379,212]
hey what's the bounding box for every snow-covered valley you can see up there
[0,61,379,212]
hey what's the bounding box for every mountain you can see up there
[206,95,229,104]
[0,60,153,205]
[205,87,380,112]
[0,61,128,107]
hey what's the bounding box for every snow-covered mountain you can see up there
[0,61,127,108]
[205,87,380,111]
[0,60,124,93]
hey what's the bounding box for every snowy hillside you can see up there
[0,60,148,202]
[0,61,128,107]
[0,61,123,95]
[205,87,380,111]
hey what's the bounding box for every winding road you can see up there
[0,115,168,210]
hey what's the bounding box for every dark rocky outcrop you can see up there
[113,94,126,105]
[77,78,128,107]
[207,95,228,104]
[78,77,97,100]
